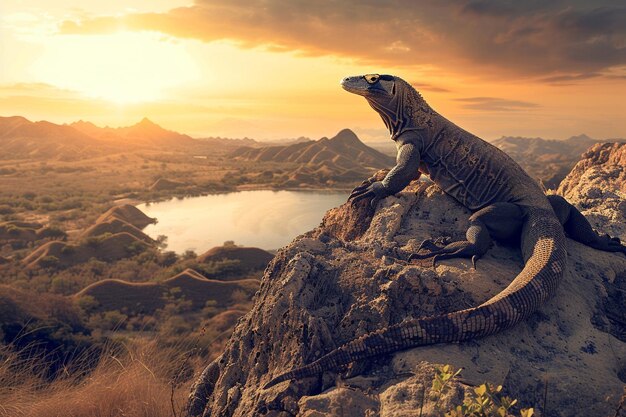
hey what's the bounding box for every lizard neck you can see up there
[366,81,440,142]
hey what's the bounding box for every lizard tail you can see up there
[264,207,567,389]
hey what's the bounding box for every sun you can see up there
[32,31,200,104]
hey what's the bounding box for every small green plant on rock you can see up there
[430,365,534,417]
[431,364,463,412]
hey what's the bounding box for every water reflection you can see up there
[137,190,348,253]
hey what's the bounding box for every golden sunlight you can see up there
[31,31,200,104]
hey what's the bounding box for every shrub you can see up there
[125,241,147,256]
[430,365,534,417]
[37,227,67,240]
[60,244,76,255]
[39,255,60,269]
[88,310,128,332]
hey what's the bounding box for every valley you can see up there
[1,115,624,416]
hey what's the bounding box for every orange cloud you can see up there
[59,1,626,80]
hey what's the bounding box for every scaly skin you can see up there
[263,74,625,390]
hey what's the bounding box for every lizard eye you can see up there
[364,74,380,84]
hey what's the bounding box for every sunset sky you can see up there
[1,0,625,141]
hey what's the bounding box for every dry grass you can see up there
[0,339,195,417]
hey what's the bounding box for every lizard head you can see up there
[341,74,428,139]
[341,74,397,100]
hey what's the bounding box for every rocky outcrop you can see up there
[558,142,626,240]
[189,172,626,417]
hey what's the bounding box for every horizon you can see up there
[2,113,614,143]
[1,1,625,141]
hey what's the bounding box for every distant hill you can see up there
[491,134,626,189]
[0,116,108,160]
[196,136,259,147]
[70,117,194,146]
[196,136,312,147]
[96,204,156,229]
[231,129,395,186]
[197,245,274,271]
[23,232,151,269]
[263,136,312,146]
[80,217,153,243]
[365,140,397,157]
[76,268,260,314]
[231,129,389,167]
[0,220,66,246]
[0,116,199,160]
[24,204,155,269]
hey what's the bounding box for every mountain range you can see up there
[0,116,196,160]
[70,117,194,146]
[2,114,624,188]
[0,116,103,160]
[491,134,626,188]
[230,128,395,186]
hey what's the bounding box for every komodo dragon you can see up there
[262,74,626,390]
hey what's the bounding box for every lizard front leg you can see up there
[349,141,421,208]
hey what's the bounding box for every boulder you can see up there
[557,142,626,240]
[189,174,626,417]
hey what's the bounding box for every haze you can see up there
[1,0,625,141]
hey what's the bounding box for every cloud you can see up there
[410,82,452,93]
[455,97,540,112]
[59,1,626,79]
[540,72,602,83]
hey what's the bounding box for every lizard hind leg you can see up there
[408,203,524,268]
[547,195,626,254]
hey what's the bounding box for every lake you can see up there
[137,190,348,254]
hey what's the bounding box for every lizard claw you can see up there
[348,181,388,207]
[370,195,382,208]
[349,190,374,205]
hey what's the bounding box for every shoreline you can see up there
[129,184,352,206]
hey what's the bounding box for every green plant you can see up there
[429,365,534,417]
[446,383,533,417]
[430,364,463,412]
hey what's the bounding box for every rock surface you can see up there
[192,171,626,417]
[558,142,626,240]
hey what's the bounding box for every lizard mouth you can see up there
[341,81,383,98]
[340,77,364,95]
[341,83,364,95]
